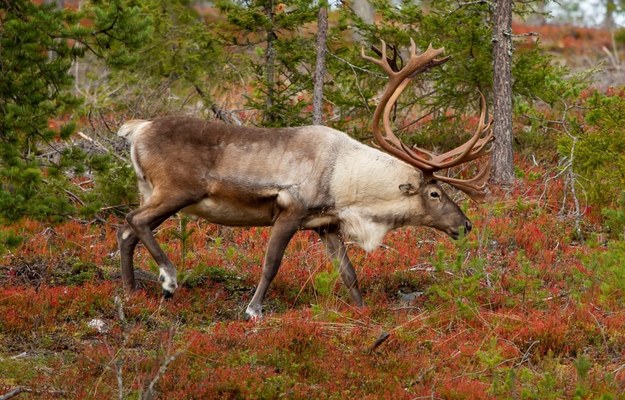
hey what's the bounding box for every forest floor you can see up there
[1,156,624,399]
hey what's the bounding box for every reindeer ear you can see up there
[399,183,418,196]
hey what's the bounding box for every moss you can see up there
[0,352,59,387]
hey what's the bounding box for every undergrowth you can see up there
[1,159,625,399]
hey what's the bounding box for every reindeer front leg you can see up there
[317,229,364,307]
[245,218,300,320]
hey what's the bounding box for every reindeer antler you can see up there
[362,39,494,202]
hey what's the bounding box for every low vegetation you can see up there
[1,155,625,398]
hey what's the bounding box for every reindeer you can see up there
[116,39,494,320]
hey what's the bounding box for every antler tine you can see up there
[435,159,491,202]
[394,103,493,171]
[426,92,494,202]
[423,92,494,168]
[372,42,401,72]
[361,40,397,77]
[404,41,449,79]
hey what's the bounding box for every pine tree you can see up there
[216,0,318,127]
[0,0,151,221]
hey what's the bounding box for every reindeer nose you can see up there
[464,220,472,233]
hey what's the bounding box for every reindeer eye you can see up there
[430,190,440,199]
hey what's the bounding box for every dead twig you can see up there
[141,350,186,400]
[368,331,391,354]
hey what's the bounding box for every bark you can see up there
[312,4,328,125]
[264,1,277,125]
[605,0,615,30]
[491,0,515,185]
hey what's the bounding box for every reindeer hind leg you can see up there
[117,225,139,292]
[125,192,199,297]
[117,211,177,294]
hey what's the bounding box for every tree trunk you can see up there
[605,0,615,30]
[312,3,328,125]
[264,1,277,126]
[491,0,515,185]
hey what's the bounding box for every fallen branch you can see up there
[0,386,66,400]
[0,387,28,400]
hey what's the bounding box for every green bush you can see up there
[557,90,625,208]
[0,0,150,222]
[602,192,625,240]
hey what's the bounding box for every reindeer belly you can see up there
[301,214,339,229]
[182,197,274,226]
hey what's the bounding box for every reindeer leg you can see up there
[245,218,300,320]
[117,213,174,294]
[126,194,196,297]
[317,229,364,307]
[117,225,139,292]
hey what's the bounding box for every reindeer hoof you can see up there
[244,305,263,321]
[158,270,178,295]
[243,312,261,322]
